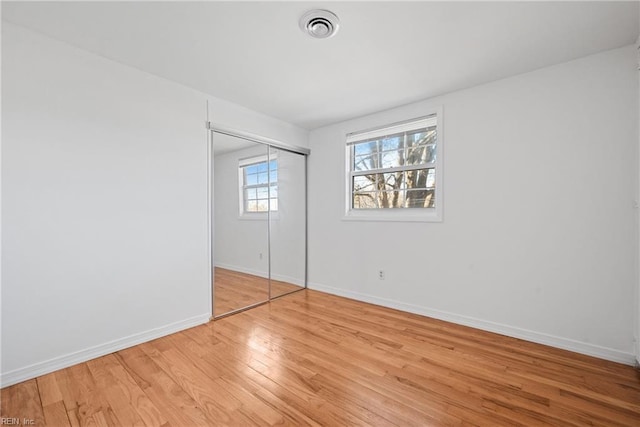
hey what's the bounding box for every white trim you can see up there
[239,153,277,167]
[343,207,440,223]
[636,34,640,70]
[307,282,636,366]
[216,262,268,279]
[0,314,210,388]
[207,122,310,156]
[271,274,304,287]
[352,162,435,176]
[347,115,437,144]
[207,107,214,320]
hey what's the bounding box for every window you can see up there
[239,155,277,215]
[345,111,442,221]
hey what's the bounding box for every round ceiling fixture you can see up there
[299,9,340,39]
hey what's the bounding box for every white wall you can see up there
[637,36,640,366]
[214,145,306,287]
[1,22,307,386]
[308,45,639,364]
[270,148,306,287]
[214,145,270,276]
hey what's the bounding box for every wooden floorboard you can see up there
[2,289,640,426]
[213,267,303,317]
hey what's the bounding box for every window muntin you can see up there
[239,156,277,214]
[348,116,437,210]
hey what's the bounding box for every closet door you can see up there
[268,146,306,298]
[213,140,270,317]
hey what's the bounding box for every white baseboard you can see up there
[216,262,269,279]
[271,273,305,287]
[308,282,636,366]
[215,263,305,287]
[0,314,210,388]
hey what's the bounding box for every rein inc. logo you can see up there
[0,418,35,425]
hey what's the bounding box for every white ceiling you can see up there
[3,1,639,130]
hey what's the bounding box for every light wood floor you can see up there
[2,289,640,426]
[213,268,302,317]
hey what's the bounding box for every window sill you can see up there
[342,209,442,223]
[238,213,280,221]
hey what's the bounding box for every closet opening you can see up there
[207,122,309,319]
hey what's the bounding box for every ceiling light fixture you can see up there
[299,9,340,39]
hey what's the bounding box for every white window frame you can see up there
[238,154,278,220]
[343,107,443,222]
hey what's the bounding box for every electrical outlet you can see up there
[378,270,385,280]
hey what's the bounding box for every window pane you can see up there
[405,129,436,165]
[404,189,435,208]
[405,168,435,189]
[378,172,402,190]
[381,135,401,151]
[353,190,409,209]
[354,141,377,155]
[246,200,258,212]
[256,187,269,199]
[245,188,257,200]
[354,154,377,171]
[378,191,400,209]
[256,199,268,211]
[240,158,279,215]
[426,168,435,188]
[245,173,258,186]
[348,118,438,212]
[269,198,278,211]
[245,164,258,175]
[358,190,408,209]
[353,192,378,209]
[352,188,436,209]
[354,131,435,170]
[353,175,375,192]
[380,150,402,169]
